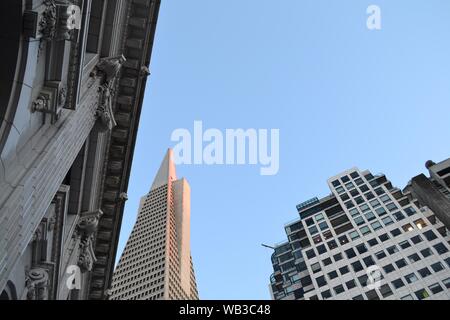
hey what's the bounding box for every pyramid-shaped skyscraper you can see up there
[110,149,198,300]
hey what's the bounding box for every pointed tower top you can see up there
[151,149,177,191]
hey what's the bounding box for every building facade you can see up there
[270,167,450,300]
[110,149,199,300]
[0,0,160,300]
[404,159,450,230]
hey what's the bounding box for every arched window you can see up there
[0,281,18,300]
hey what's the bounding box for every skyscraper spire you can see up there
[151,148,177,191]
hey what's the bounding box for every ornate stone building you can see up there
[0,0,160,300]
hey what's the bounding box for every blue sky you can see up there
[115,0,450,299]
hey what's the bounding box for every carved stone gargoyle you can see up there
[91,55,127,132]
[76,210,103,272]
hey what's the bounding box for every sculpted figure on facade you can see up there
[91,55,127,132]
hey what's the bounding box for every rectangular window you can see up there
[428,283,444,294]
[433,243,449,255]
[339,266,350,275]
[399,240,411,250]
[375,250,386,260]
[410,235,423,244]
[414,289,430,300]
[395,258,407,269]
[379,284,393,298]
[371,221,382,230]
[352,261,364,272]
[407,253,421,263]
[365,211,376,221]
[382,216,394,226]
[346,279,356,290]
[334,285,345,295]
[423,230,437,241]
[328,271,338,280]
[405,273,419,283]
[386,245,399,255]
[360,226,371,235]
[430,262,445,273]
[393,211,405,221]
[391,278,405,289]
[383,264,395,274]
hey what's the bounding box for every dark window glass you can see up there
[395,259,407,269]
[367,238,378,247]
[390,228,401,237]
[393,212,405,222]
[316,276,327,287]
[420,248,433,258]
[363,256,375,267]
[305,249,316,259]
[352,294,364,300]
[332,180,341,187]
[346,279,357,290]
[345,248,356,259]
[392,278,405,289]
[323,257,332,266]
[359,185,369,192]
[379,284,393,298]
[306,218,314,226]
[328,271,338,280]
[407,253,421,263]
[383,264,395,274]
[321,289,332,299]
[356,243,368,254]
[429,283,444,294]
[358,274,368,287]
[379,233,389,242]
[339,266,349,275]
[365,289,380,300]
[334,285,345,295]
[423,230,437,241]
[300,276,312,287]
[418,267,431,278]
[411,235,423,244]
[350,172,359,179]
[386,245,399,255]
[352,261,364,272]
[317,244,327,254]
[375,250,386,260]
[433,243,449,255]
[430,262,445,273]
[399,240,411,250]
[333,253,343,262]
[327,240,338,250]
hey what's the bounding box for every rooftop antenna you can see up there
[261,243,275,250]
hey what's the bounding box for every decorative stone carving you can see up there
[139,65,151,77]
[25,268,49,300]
[91,55,127,132]
[31,82,65,124]
[118,192,128,202]
[78,235,96,272]
[40,0,57,41]
[90,55,127,83]
[76,210,103,272]
[23,1,81,41]
[77,210,103,238]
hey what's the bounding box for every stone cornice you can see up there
[88,0,161,300]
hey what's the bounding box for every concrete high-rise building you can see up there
[110,149,199,300]
[269,167,450,300]
[404,158,450,230]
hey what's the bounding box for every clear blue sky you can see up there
[116,0,450,299]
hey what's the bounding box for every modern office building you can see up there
[109,149,199,300]
[404,159,450,230]
[0,0,160,300]
[270,167,450,300]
